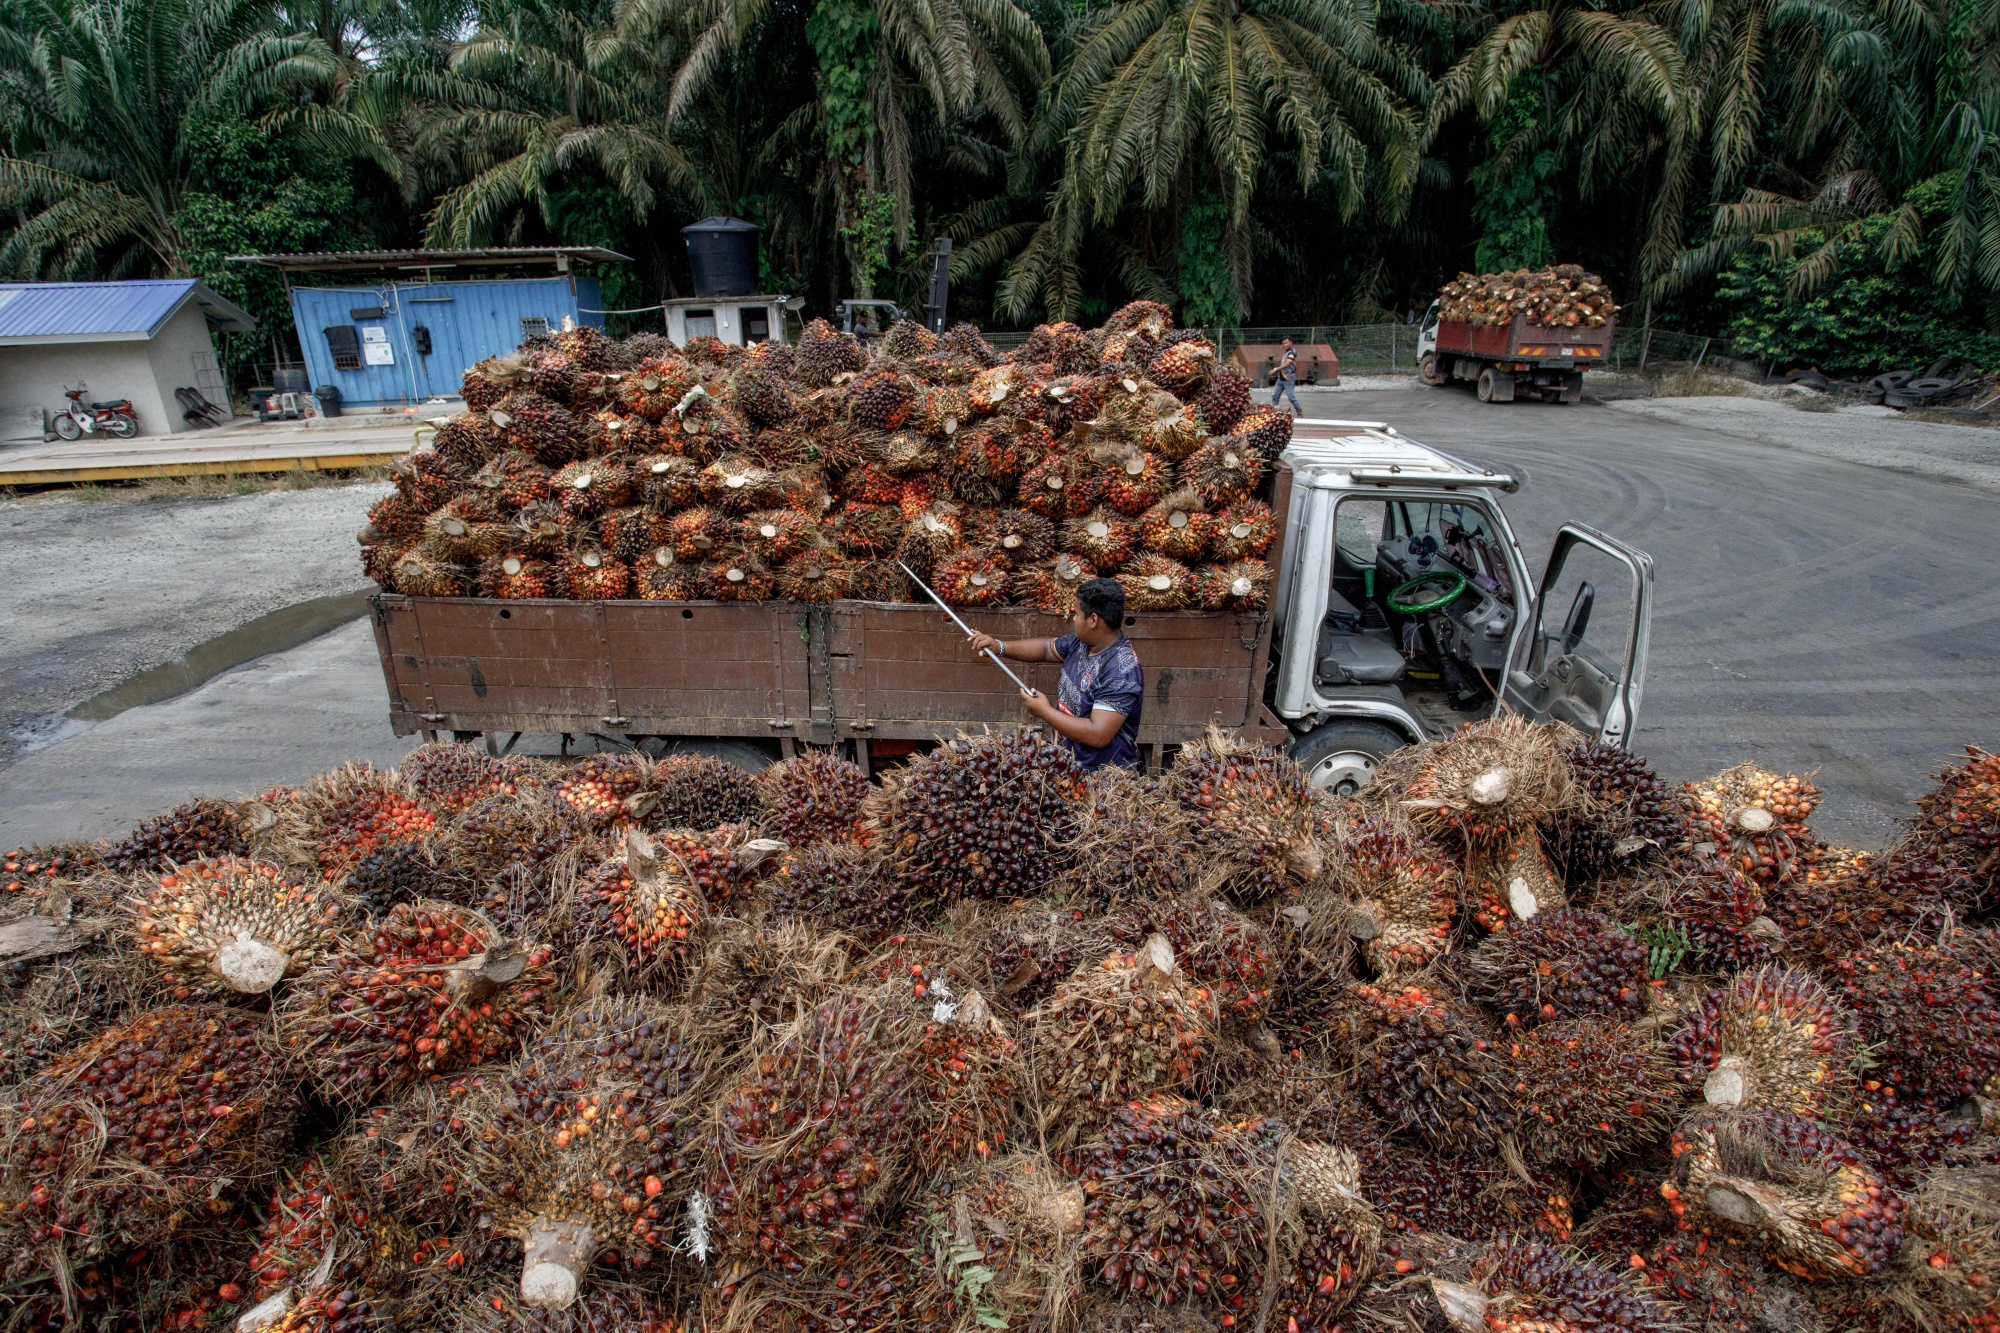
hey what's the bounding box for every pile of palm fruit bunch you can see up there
[355,303,1286,615]
[1436,265,1618,328]
[8,723,2000,1333]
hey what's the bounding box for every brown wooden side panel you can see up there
[373,595,429,735]
[604,602,816,737]
[409,598,614,728]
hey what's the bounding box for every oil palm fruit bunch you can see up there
[1016,551,1096,614]
[343,840,441,917]
[726,364,795,430]
[701,985,919,1272]
[1196,366,1252,434]
[1465,907,1651,1028]
[837,458,904,504]
[705,549,773,601]
[1147,337,1216,398]
[831,501,902,556]
[128,856,347,997]
[390,548,471,596]
[1061,508,1136,570]
[1670,965,1857,1115]
[574,830,705,977]
[393,446,466,511]
[846,370,917,431]
[490,392,584,466]
[1910,745,2000,904]
[1119,553,1196,611]
[738,507,812,563]
[793,318,865,388]
[462,354,530,411]
[896,502,963,581]
[666,504,726,560]
[467,452,554,516]
[1234,406,1294,462]
[1118,895,1273,1024]
[280,901,556,1106]
[1838,1085,1978,1190]
[1059,765,1203,911]
[1832,939,2000,1102]
[105,795,251,871]
[596,506,671,563]
[1166,730,1321,901]
[1183,436,1262,505]
[554,753,655,826]
[755,752,870,847]
[1657,851,1785,969]
[365,490,426,544]
[1267,1146,1382,1329]
[1195,559,1271,611]
[1503,1017,1677,1165]
[634,453,701,512]
[245,1153,401,1312]
[1137,488,1214,561]
[1685,763,1821,887]
[640,822,784,914]
[907,988,1018,1170]
[917,383,970,439]
[875,729,1087,902]
[302,765,440,876]
[1063,1096,1282,1315]
[631,546,699,600]
[698,454,782,511]
[463,997,718,1307]
[1546,739,1685,886]
[1432,1240,1674,1333]
[647,753,759,830]
[887,1154,1086,1332]
[426,496,511,564]
[973,508,1054,569]
[0,1005,297,1272]
[1351,1137,1576,1242]
[511,504,570,558]
[765,843,911,940]
[1665,1107,1905,1279]
[1092,443,1168,515]
[1027,935,1213,1134]
[1017,447,1100,519]
[1338,982,1512,1146]
[775,548,854,602]
[402,742,519,816]
[933,548,1009,606]
[1211,499,1275,560]
[619,356,699,420]
[561,545,630,600]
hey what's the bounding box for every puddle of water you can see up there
[8,714,94,755]
[65,592,375,724]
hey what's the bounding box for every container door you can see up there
[1501,524,1652,746]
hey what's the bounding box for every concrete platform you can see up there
[0,416,429,485]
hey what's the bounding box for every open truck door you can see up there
[1502,524,1653,746]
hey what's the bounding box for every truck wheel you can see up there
[1419,352,1446,387]
[1476,368,1498,402]
[1288,720,1409,796]
[1476,368,1515,403]
[640,738,776,772]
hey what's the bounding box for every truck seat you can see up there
[1317,589,1406,686]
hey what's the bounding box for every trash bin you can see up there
[315,385,343,418]
[682,216,761,297]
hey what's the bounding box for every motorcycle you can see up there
[51,384,139,440]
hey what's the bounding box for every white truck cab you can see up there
[1272,419,1653,791]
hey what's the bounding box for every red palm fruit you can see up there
[878,728,1088,903]
[848,560,908,602]
[1658,850,1783,967]
[1138,487,1215,561]
[698,454,782,510]
[104,795,250,871]
[554,752,654,826]
[776,548,854,602]
[896,473,939,519]
[1015,552,1097,615]
[467,450,554,512]
[649,752,761,830]
[1095,444,1168,515]
[1351,1137,1576,1241]
[1833,938,2000,1101]
[831,500,901,556]
[510,502,569,557]
[247,1153,377,1302]
[1503,1016,1677,1165]
[872,428,937,477]
[1433,1240,1675,1333]
[128,856,346,997]
[423,495,508,564]
[1119,552,1195,611]
[705,550,773,601]
[1147,337,1217,398]
[401,741,516,816]
[1768,843,1952,963]
[1684,762,1822,888]
[739,507,812,562]
[1017,448,1100,518]
[756,750,871,847]
[1467,907,1651,1028]
[932,548,1009,606]
[1670,965,1857,1115]
[1062,507,1136,569]
[974,508,1055,568]
[490,391,585,466]
[1335,813,1458,975]
[1196,365,1252,433]
[434,410,505,473]
[793,317,866,387]
[908,990,1018,1170]
[1166,730,1321,900]
[392,445,467,510]
[896,503,963,581]
[478,552,554,599]
[668,505,727,559]
[1272,1146,1382,1328]
[1638,1232,1804,1333]
[1211,499,1275,559]
[390,548,470,597]
[561,546,630,600]
[1028,937,1213,1133]
[1183,435,1263,504]
[2,1005,297,1266]
[837,460,904,505]
[596,505,671,563]
[366,491,426,542]
[279,901,555,1106]
[765,843,912,940]
[301,764,439,875]
[1338,982,1513,1147]
[1195,559,1271,610]
[635,545,704,599]
[1234,405,1294,461]
[1909,744,2000,908]
[1117,895,1274,1023]
[1666,1108,1905,1280]
[634,452,701,509]
[619,356,700,419]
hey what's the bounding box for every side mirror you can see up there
[1561,581,1595,653]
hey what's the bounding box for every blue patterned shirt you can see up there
[1052,632,1143,771]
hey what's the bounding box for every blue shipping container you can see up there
[287,276,604,406]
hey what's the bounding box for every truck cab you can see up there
[1271,419,1653,791]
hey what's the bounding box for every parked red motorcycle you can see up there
[51,384,139,440]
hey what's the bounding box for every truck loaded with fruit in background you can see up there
[1417,265,1619,404]
[363,301,1653,786]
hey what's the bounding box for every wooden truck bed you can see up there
[372,468,1295,763]
[1437,315,1614,361]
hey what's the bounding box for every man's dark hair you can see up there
[1077,577,1125,625]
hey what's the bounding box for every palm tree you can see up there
[0,0,336,277]
[989,0,1423,320]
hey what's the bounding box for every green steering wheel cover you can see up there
[1388,569,1469,613]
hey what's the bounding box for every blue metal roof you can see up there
[0,280,257,345]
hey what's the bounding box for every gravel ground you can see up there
[0,485,376,763]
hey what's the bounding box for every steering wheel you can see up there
[1388,569,1469,614]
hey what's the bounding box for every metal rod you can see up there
[897,562,1040,696]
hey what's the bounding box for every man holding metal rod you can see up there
[965,577,1144,772]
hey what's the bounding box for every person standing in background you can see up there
[1271,337,1301,414]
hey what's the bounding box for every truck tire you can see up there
[1288,720,1410,795]
[640,737,777,772]
[1419,352,1446,387]
[1476,368,1514,403]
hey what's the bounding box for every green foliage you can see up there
[806,0,880,169]
[1176,193,1241,328]
[1470,77,1556,274]
[544,185,641,311]
[1715,178,2000,376]
[844,189,897,293]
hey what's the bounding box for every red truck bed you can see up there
[1437,315,1613,363]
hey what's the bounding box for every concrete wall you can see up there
[0,305,225,440]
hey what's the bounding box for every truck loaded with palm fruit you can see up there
[363,302,1650,786]
[1417,264,1619,403]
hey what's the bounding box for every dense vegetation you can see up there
[1,0,1995,370]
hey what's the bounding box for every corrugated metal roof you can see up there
[229,247,631,274]
[0,280,257,345]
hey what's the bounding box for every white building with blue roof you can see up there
[0,279,257,441]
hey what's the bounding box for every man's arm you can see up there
[1023,693,1126,747]
[965,633,1060,663]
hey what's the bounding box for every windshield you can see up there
[1389,500,1514,602]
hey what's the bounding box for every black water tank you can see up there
[682,216,760,297]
